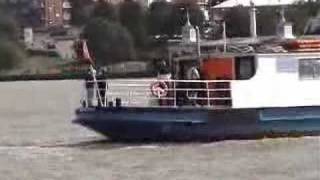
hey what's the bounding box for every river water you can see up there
[0,80,319,180]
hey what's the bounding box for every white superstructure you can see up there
[232,52,320,108]
[213,0,314,8]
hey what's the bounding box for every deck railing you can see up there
[81,79,233,109]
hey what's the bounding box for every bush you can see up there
[0,7,19,40]
[147,1,204,37]
[119,0,147,47]
[0,40,23,71]
[0,5,23,71]
[287,0,320,35]
[224,7,250,37]
[92,0,117,21]
[83,18,136,66]
[69,0,95,26]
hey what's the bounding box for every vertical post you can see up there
[104,80,108,107]
[276,6,287,38]
[168,49,173,74]
[128,91,131,106]
[89,65,103,107]
[206,81,210,107]
[249,5,257,38]
[82,84,88,108]
[173,81,177,107]
[222,21,227,53]
[85,89,88,108]
[196,26,202,67]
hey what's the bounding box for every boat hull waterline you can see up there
[73,106,320,141]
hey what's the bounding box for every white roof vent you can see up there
[276,7,295,39]
[283,23,295,39]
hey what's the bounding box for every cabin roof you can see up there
[213,0,312,8]
[172,50,320,62]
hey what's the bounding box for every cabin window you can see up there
[235,56,256,80]
[299,59,320,80]
[276,58,298,73]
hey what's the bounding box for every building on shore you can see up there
[40,0,71,28]
[92,0,154,7]
[4,0,71,28]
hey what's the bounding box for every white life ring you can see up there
[150,81,168,98]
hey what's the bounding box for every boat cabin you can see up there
[198,51,320,109]
[82,39,320,110]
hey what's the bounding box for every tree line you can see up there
[0,5,24,72]
[71,0,320,66]
[70,0,205,66]
[221,0,320,37]
[1,0,320,71]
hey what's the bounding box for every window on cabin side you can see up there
[299,59,320,80]
[235,56,256,80]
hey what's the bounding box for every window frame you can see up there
[298,58,320,80]
[235,56,257,80]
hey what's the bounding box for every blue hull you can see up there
[73,106,320,141]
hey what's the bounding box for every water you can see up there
[0,80,319,180]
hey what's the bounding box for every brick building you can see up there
[40,0,71,27]
[94,0,156,7]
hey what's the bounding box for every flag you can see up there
[82,40,94,65]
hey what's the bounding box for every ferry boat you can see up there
[73,36,320,141]
[73,5,320,141]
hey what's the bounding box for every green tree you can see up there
[173,0,204,28]
[83,18,136,66]
[147,1,173,35]
[92,0,117,21]
[69,0,95,26]
[119,0,147,47]
[5,0,42,27]
[0,6,22,71]
[0,6,18,40]
[256,7,278,36]
[148,0,204,36]
[0,41,23,71]
[220,1,320,37]
[224,7,250,37]
[287,0,320,35]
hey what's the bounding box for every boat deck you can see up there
[81,79,234,109]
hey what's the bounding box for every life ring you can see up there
[150,81,168,97]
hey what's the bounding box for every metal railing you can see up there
[81,79,233,109]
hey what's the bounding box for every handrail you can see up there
[85,79,234,83]
[82,79,233,109]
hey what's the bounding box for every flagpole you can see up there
[82,39,103,107]
[89,64,103,107]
